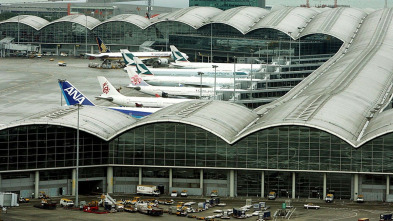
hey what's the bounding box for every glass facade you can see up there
[189,0,265,10]
[1,122,393,198]
[0,125,109,171]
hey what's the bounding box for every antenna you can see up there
[334,0,337,8]
[147,0,152,19]
[385,0,388,8]
[306,0,310,8]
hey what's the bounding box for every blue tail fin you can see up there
[96,37,111,53]
[58,80,95,106]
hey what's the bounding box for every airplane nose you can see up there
[134,87,141,91]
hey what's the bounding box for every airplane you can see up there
[122,52,250,78]
[58,79,160,119]
[126,67,215,99]
[124,55,249,88]
[85,37,188,66]
[169,45,264,72]
[96,76,194,108]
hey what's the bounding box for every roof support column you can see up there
[292,172,296,199]
[169,168,173,188]
[107,166,113,194]
[353,174,359,202]
[200,169,204,196]
[138,167,142,185]
[323,173,327,200]
[35,171,39,199]
[72,169,76,196]
[387,175,390,201]
[229,169,235,197]
[261,171,265,198]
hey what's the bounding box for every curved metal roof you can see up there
[0,106,136,141]
[300,8,367,42]
[122,100,258,144]
[93,14,150,29]
[210,6,270,34]
[240,8,393,148]
[149,6,222,29]
[0,15,49,30]
[248,7,319,38]
[46,15,101,30]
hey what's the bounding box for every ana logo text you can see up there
[63,86,85,104]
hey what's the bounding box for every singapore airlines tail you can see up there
[96,37,111,53]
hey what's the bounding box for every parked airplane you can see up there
[86,37,187,66]
[124,55,248,88]
[58,79,160,118]
[122,52,249,78]
[126,67,215,99]
[169,45,264,72]
[96,76,194,107]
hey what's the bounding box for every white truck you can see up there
[137,185,160,196]
[0,192,19,207]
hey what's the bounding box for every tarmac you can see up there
[1,194,393,221]
[0,56,145,125]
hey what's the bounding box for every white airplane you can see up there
[96,76,194,108]
[85,37,188,65]
[58,79,160,119]
[125,55,248,88]
[125,67,215,99]
[169,45,263,72]
[122,52,250,77]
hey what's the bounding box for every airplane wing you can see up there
[95,96,114,101]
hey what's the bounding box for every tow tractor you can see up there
[83,201,107,214]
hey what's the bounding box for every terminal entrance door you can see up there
[78,180,103,195]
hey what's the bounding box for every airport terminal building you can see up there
[2,7,393,202]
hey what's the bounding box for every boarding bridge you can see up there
[0,37,39,57]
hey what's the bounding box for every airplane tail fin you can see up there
[122,51,137,66]
[96,37,111,53]
[170,45,189,62]
[97,76,123,97]
[58,79,95,106]
[133,55,154,75]
[125,66,150,87]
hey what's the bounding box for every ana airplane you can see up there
[96,76,194,108]
[58,79,160,118]
[124,55,248,88]
[122,52,249,78]
[126,67,215,99]
[169,45,264,72]
[86,37,188,66]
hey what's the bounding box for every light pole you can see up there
[250,49,254,93]
[288,31,292,72]
[17,15,20,44]
[59,79,66,106]
[233,56,236,102]
[210,22,213,63]
[85,15,88,55]
[198,72,204,99]
[75,103,81,207]
[212,65,218,100]
[297,27,301,64]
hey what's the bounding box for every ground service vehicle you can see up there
[60,198,74,207]
[137,185,160,196]
[19,197,30,203]
[325,194,334,203]
[304,203,320,209]
[268,192,277,200]
[38,191,49,199]
[357,194,365,203]
[171,190,178,197]
[211,190,218,197]
[181,190,188,197]
[380,213,393,221]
